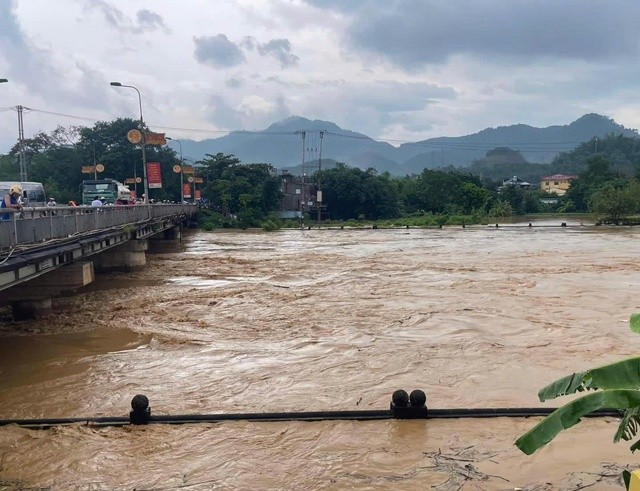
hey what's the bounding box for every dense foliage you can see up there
[318,165,401,220]
[0,118,180,204]
[2,120,640,227]
[197,153,281,228]
[559,155,640,221]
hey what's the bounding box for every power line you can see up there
[322,130,592,147]
[0,106,618,153]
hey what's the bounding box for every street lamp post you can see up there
[167,137,183,203]
[110,82,148,204]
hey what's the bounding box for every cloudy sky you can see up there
[1,0,639,153]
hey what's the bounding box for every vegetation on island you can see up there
[2,119,640,228]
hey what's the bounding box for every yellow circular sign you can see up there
[95,164,105,173]
[173,165,182,174]
[127,129,142,144]
[188,177,194,183]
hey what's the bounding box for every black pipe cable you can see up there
[0,407,623,430]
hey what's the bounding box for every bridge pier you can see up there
[94,239,148,272]
[163,226,181,240]
[5,262,95,320]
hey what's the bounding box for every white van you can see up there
[0,181,47,207]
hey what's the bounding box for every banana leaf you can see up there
[538,357,640,402]
[515,389,640,455]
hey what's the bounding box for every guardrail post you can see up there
[11,212,17,247]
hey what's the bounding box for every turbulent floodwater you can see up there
[1,222,640,489]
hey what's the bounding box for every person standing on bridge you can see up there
[91,196,103,207]
[47,197,57,207]
[1,184,23,220]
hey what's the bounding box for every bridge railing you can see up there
[0,204,197,251]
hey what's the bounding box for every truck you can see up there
[81,179,132,205]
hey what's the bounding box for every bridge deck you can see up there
[0,204,197,250]
[0,204,197,293]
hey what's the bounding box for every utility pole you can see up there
[317,130,324,228]
[17,105,27,181]
[93,142,97,179]
[300,130,306,229]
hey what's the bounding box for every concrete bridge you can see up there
[0,204,197,319]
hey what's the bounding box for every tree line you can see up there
[2,119,640,226]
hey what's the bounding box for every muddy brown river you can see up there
[1,222,640,489]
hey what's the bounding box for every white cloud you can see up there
[256,39,299,68]
[0,0,639,155]
[194,34,246,68]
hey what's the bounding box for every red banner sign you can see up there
[146,162,163,188]
[195,189,201,200]
[182,183,192,198]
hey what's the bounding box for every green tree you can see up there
[79,119,180,202]
[1,119,182,203]
[563,155,617,212]
[318,164,400,220]
[198,154,281,220]
[411,169,488,214]
[7,126,86,202]
[459,182,489,214]
[589,180,640,223]
[554,134,640,177]
[0,153,19,180]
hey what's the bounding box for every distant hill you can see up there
[175,113,638,176]
[401,114,639,173]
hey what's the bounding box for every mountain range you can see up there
[173,113,639,176]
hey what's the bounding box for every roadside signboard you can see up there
[81,165,104,175]
[145,132,166,146]
[182,183,192,198]
[146,162,163,188]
